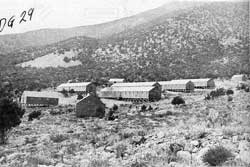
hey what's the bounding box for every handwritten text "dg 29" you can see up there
[0,8,35,33]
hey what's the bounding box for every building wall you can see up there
[207,79,215,88]
[149,87,161,101]
[76,95,105,118]
[86,84,96,94]
[186,81,195,92]
[24,96,59,107]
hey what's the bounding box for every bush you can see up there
[0,97,25,144]
[63,56,71,63]
[147,105,153,111]
[112,104,118,111]
[141,105,147,111]
[171,96,185,105]
[202,146,234,166]
[105,109,116,121]
[87,158,110,167]
[226,89,234,95]
[227,95,233,102]
[115,143,127,158]
[77,94,84,100]
[50,133,68,143]
[69,89,75,94]
[207,88,226,100]
[61,89,68,97]
[28,110,41,121]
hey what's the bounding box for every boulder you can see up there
[176,151,192,162]
[238,141,250,164]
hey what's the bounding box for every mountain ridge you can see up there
[0,1,204,53]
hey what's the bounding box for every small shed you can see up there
[75,94,105,118]
[109,78,125,84]
[231,74,247,82]
[189,78,215,89]
[56,82,96,94]
[21,91,60,107]
[159,80,194,92]
[100,86,161,102]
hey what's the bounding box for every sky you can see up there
[0,0,240,35]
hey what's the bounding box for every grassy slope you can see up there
[0,80,250,166]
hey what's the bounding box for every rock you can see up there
[238,141,250,164]
[195,147,210,163]
[232,135,239,143]
[55,163,71,167]
[157,131,165,139]
[155,110,173,117]
[169,143,184,153]
[191,140,199,147]
[176,151,192,162]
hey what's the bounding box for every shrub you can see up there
[0,97,25,144]
[147,105,153,111]
[131,161,148,167]
[207,88,227,99]
[61,89,68,97]
[28,110,41,121]
[63,56,71,63]
[245,87,250,92]
[69,89,75,94]
[226,89,234,95]
[115,143,127,158]
[112,104,118,111]
[227,95,233,102]
[87,158,110,167]
[141,105,147,111]
[50,133,68,143]
[202,146,234,166]
[105,109,116,121]
[77,94,84,100]
[171,96,185,105]
[205,94,211,100]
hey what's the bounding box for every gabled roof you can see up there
[170,78,213,83]
[159,80,192,85]
[232,74,246,77]
[22,91,61,98]
[101,86,154,92]
[77,94,105,105]
[57,82,92,87]
[109,78,124,82]
[112,82,158,87]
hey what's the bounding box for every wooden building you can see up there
[109,78,125,84]
[112,82,161,90]
[21,91,60,107]
[231,74,247,82]
[171,78,215,89]
[75,94,105,118]
[159,80,194,92]
[100,82,161,102]
[56,82,96,94]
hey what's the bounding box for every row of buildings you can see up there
[20,78,215,106]
[20,74,248,107]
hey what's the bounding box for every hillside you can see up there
[0,1,201,54]
[0,1,249,91]
[0,80,250,167]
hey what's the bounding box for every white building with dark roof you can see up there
[56,82,96,94]
[159,80,194,92]
[171,78,215,89]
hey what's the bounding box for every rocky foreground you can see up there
[0,85,250,167]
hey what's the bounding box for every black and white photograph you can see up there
[0,0,249,166]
